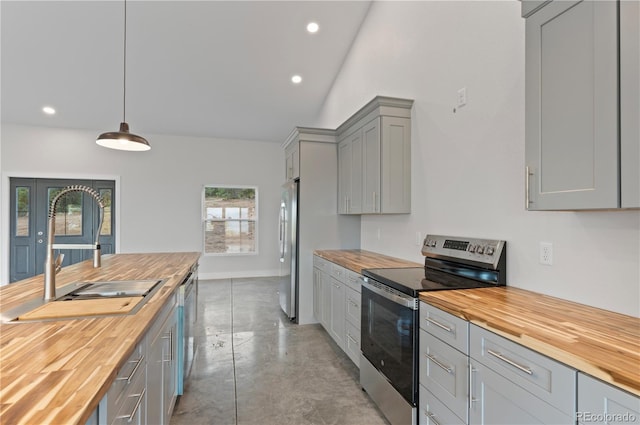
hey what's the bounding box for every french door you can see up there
[9,178,115,282]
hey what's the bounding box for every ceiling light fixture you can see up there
[307,22,319,33]
[96,0,150,151]
[42,106,56,115]
[291,75,302,84]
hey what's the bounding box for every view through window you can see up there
[203,186,257,254]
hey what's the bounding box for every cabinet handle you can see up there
[347,333,358,344]
[525,166,534,209]
[424,411,442,425]
[426,317,453,333]
[116,387,146,422]
[162,330,173,362]
[469,363,478,408]
[487,349,533,375]
[425,353,452,374]
[348,299,359,308]
[116,355,145,384]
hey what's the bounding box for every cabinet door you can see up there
[163,313,178,423]
[362,118,380,214]
[525,0,619,210]
[469,360,573,425]
[577,373,640,425]
[329,276,345,350]
[321,271,331,331]
[338,140,352,214]
[621,0,639,208]
[380,116,411,213]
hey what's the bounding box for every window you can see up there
[203,186,257,255]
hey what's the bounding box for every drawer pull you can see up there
[424,411,442,425]
[487,349,533,375]
[347,333,358,344]
[116,387,146,422]
[348,299,359,308]
[469,364,478,408]
[426,317,453,333]
[425,353,452,374]
[116,355,145,384]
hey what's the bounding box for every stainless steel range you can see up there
[360,234,506,425]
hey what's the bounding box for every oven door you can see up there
[361,278,419,406]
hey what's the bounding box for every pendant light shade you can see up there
[96,0,150,151]
[97,122,150,151]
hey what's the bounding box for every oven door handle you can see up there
[360,278,418,310]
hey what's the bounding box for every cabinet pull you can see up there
[116,387,146,422]
[426,317,453,333]
[487,349,533,375]
[347,333,358,344]
[425,353,452,374]
[525,166,534,209]
[469,363,478,408]
[116,355,145,384]
[348,299,359,308]
[424,411,442,425]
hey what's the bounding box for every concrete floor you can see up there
[170,277,390,425]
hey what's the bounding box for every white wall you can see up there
[315,1,640,317]
[0,124,283,282]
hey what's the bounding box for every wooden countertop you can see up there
[314,249,422,274]
[0,252,200,425]
[420,287,640,397]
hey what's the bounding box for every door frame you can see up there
[1,171,121,285]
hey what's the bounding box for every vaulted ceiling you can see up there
[1,1,371,142]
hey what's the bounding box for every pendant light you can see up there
[97,0,150,151]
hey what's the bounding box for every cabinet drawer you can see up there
[420,302,469,354]
[470,324,576,415]
[419,330,468,423]
[344,269,362,293]
[313,256,331,273]
[419,385,465,425]
[345,320,360,368]
[111,367,146,425]
[330,263,346,282]
[577,373,640,425]
[345,286,361,328]
[102,340,146,421]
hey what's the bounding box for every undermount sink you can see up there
[2,279,166,323]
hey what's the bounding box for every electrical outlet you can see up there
[457,87,467,107]
[539,242,553,265]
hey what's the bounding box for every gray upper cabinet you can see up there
[337,96,413,215]
[621,0,640,208]
[524,0,638,210]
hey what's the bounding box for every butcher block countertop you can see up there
[314,249,422,273]
[0,252,200,425]
[421,287,640,397]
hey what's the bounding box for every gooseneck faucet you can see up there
[44,185,105,301]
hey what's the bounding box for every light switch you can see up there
[457,87,467,107]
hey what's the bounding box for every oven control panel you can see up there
[422,234,506,269]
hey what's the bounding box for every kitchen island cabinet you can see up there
[0,252,200,425]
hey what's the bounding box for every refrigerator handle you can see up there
[279,203,286,261]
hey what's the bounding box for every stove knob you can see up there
[431,240,437,247]
[468,245,476,253]
[486,246,495,256]
[476,246,485,254]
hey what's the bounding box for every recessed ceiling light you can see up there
[307,22,319,33]
[291,75,302,84]
[42,106,56,115]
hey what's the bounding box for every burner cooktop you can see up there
[362,267,499,298]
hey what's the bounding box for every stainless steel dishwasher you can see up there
[177,265,198,395]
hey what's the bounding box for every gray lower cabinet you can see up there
[313,255,362,368]
[524,0,639,210]
[419,302,470,425]
[577,373,640,425]
[146,293,178,425]
[469,324,576,424]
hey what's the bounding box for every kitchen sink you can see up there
[2,279,166,323]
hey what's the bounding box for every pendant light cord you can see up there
[123,0,127,123]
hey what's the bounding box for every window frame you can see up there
[202,184,258,256]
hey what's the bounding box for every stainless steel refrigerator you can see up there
[279,180,298,322]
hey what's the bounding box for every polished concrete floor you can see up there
[171,277,390,425]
